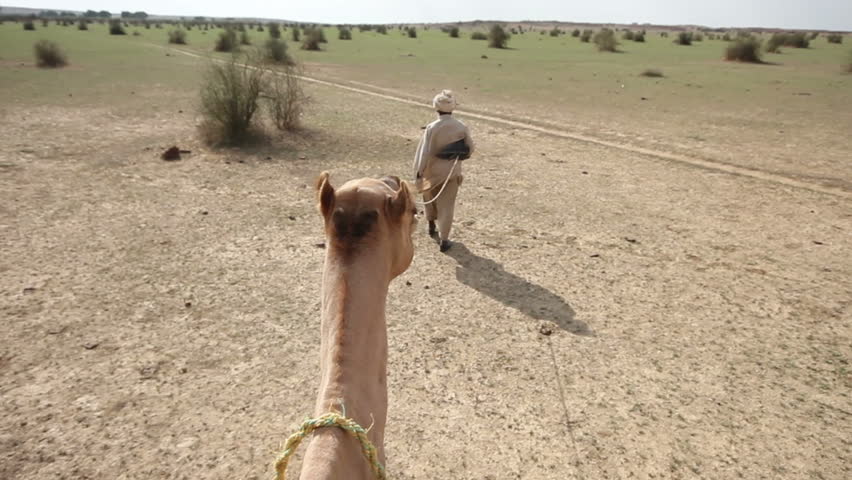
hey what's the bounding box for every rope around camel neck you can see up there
[273,412,386,480]
[415,158,459,207]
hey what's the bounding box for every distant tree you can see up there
[449,26,459,38]
[98,11,111,18]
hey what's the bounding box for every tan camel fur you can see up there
[299,172,417,480]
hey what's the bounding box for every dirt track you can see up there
[1,74,851,480]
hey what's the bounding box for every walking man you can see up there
[413,90,475,252]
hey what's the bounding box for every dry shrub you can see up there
[199,54,265,144]
[265,38,293,64]
[580,30,592,43]
[675,31,692,45]
[725,37,763,63]
[593,29,618,52]
[488,24,510,48]
[623,30,634,40]
[168,29,187,44]
[826,34,842,44]
[109,20,126,35]
[301,29,323,50]
[267,64,306,131]
[215,29,238,52]
[34,39,68,68]
[471,31,487,40]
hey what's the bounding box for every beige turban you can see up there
[433,90,456,113]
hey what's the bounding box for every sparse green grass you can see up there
[0,22,849,174]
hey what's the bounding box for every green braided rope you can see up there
[273,412,386,480]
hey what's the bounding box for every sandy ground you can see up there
[1,79,850,480]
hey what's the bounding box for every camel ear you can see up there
[387,180,414,220]
[316,171,335,219]
[380,175,401,191]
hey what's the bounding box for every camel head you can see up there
[316,171,416,278]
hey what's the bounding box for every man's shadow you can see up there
[445,243,593,336]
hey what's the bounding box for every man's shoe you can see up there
[440,240,452,253]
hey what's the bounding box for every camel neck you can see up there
[315,247,391,430]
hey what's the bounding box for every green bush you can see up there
[265,38,292,64]
[675,31,692,45]
[407,26,417,38]
[168,29,187,44]
[580,29,593,43]
[109,20,126,35]
[34,39,68,67]
[725,37,763,63]
[268,23,281,39]
[240,30,251,45]
[77,20,88,31]
[623,30,634,40]
[722,33,731,41]
[471,31,487,40]
[693,32,704,41]
[634,32,645,42]
[488,24,510,48]
[199,54,265,144]
[215,29,238,52]
[593,29,618,52]
[549,28,560,37]
[338,27,352,40]
[827,34,843,44]
[23,20,36,31]
[571,29,580,37]
[291,27,300,41]
[377,25,387,34]
[449,26,459,38]
[660,31,669,38]
[301,29,323,50]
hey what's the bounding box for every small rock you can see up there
[178,367,188,374]
[539,324,553,336]
[178,109,183,113]
[298,155,306,160]
[405,281,412,286]
[624,237,639,244]
[83,342,99,350]
[22,287,36,295]
[200,210,209,215]
[581,171,589,175]
[288,216,296,221]
[641,97,648,100]
[430,337,448,344]
[314,242,326,249]
[424,285,430,290]
[184,301,192,308]
[813,240,825,245]
[481,55,488,59]
[47,326,67,335]
[590,254,601,258]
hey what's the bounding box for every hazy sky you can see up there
[8,1,852,30]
